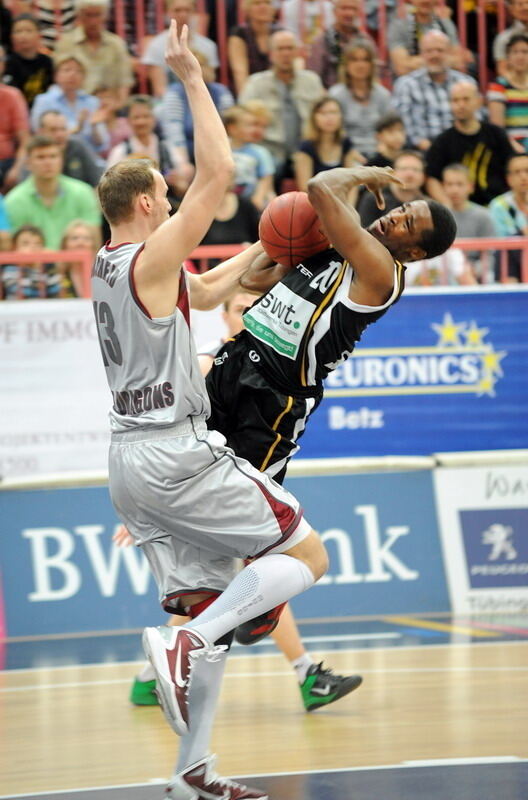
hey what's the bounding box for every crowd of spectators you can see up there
[1,0,528,300]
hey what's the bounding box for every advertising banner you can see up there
[300,287,528,457]
[0,300,223,479]
[434,465,528,613]
[0,469,448,637]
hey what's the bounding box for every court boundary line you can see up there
[2,610,522,642]
[2,637,526,675]
[1,757,526,799]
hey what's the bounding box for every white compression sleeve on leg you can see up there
[185,554,314,645]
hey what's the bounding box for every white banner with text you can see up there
[0,299,224,479]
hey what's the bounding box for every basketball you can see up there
[258,191,330,269]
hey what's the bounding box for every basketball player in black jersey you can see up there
[121,167,456,718]
[206,164,457,645]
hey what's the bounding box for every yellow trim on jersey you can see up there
[395,259,405,299]
[259,395,294,471]
[299,260,349,387]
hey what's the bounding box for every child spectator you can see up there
[59,218,101,297]
[1,224,61,299]
[223,105,275,212]
[4,14,53,107]
[489,153,528,281]
[442,163,497,282]
[367,112,407,168]
[241,99,274,146]
[106,95,194,210]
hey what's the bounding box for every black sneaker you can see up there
[234,602,287,645]
[300,662,363,711]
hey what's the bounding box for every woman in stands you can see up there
[329,38,394,160]
[293,96,363,192]
[227,0,281,95]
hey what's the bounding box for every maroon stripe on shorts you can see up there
[251,479,305,558]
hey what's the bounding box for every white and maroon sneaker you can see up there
[167,755,269,800]
[142,626,212,736]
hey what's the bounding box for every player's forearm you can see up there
[191,243,263,309]
[307,168,362,230]
[308,166,377,202]
[240,251,291,294]
[184,77,233,180]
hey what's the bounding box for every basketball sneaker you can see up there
[167,755,269,799]
[300,662,363,712]
[142,626,217,735]
[130,677,159,706]
[234,602,287,645]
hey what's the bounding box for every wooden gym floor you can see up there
[1,615,527,800]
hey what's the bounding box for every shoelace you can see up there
[314,661,336,678]
[188,643,228,664]
[207,771,250,792]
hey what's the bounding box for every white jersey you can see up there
[91,242,210,432]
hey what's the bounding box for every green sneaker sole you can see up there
[301,674,363,712]
[130,678,159,706]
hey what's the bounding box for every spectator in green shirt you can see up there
[4,134,101,249]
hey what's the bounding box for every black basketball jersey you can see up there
[242,247,405,393]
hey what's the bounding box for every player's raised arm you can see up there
[134,22,234,304]
[307,166,403,306]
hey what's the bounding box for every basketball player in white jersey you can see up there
[92,22,328,800]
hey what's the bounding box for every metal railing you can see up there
[1,238,527,300]
[0,249,93,300]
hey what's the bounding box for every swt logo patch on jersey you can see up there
[243,283,316,360]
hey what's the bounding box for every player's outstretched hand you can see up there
[113,524,134,547]
[357,166,404,210]
[165,20,202,83]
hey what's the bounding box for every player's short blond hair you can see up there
[97,158,157,225]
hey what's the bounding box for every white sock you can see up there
[137,662,156,682]
[185,554,315,644]
[174,651,227,772]
[291,653,314,684]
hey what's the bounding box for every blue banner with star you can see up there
[297,286,528,458]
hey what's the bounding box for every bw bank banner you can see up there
[300,286,528,457]
[0,470,448,636]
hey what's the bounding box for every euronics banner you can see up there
[300,286,528,457]
[0,469,449,636]
[435,465,528,614]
